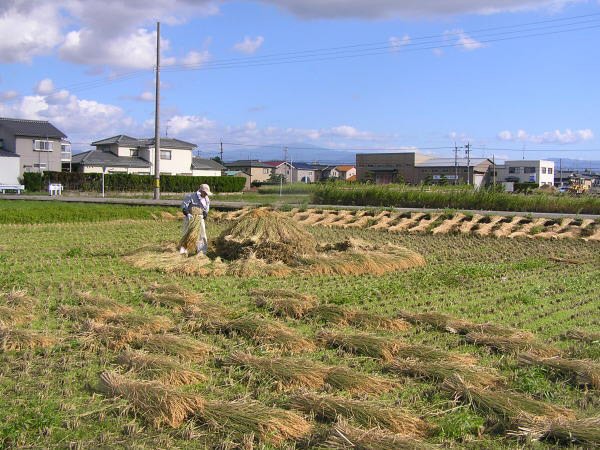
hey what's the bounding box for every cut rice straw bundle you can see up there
[181,304,233,333]
[133,333,214,362]
[0,326,56,352]
[200,399,312,446]
[290,393,430,436]
[386,359,503,388]
[178,207,203,255]
[225,253,293,277]
[397,310,533,338]
[441,375,576,428]
[78,320,140,351]
[115,350,206,386]
[324,366,396,395]
[393,342,477,366]
[75,291,133,314]
[223,352,329,389]
[323,421,436,450]
[1,289,35,307]
[254,294,319,319]
[0,306,33,326]
[564,329,600,344]
[312,304,410,332]
[123,245,227,276]
[465,332,559,357]
[518,415,600,446]
[106,313,174,334]
[57,304,118,322]
[98,371,204,428]
[144,284,203,310]
[518,353,600,389]
[316,331,402,361]
[221,317,315,353]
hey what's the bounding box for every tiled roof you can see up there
[0,150,19,158]
[91,135,140,146]
[224,160,273,169]
[416,158,490,168]
[335,165,355,171]
[72,150,151,168]
[192,157,225,171]
[0,117,66,139]
[91,135,196,149]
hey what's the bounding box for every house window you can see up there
[160,150,171,160]
[130,149,139,157]
[33,163,47,170]
[547,168,553,174]
[33,140,53,151]
[263,168,270,174]
[509,167,522,174]
[541,167,547,174]
[524,167,536,174]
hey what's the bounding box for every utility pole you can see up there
[559,158,563,187]
[153,21,161,200]
[464,142,471,185]
[492,154,496,187]
[220,141,224,162]
[453,142,459,185]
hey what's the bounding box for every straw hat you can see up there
[199,183,212,196]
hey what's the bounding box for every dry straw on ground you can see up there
[464,332,560,357]
[386,359,503,388]
[316,331,403,361]
[115,350,206,385]
[78,319,140,351]
[98,371,204,428]
[324,366,396,395]
[518,353,600,389]
[564,329,600,344]
[397,310,532,338]
[518,416,600,446]
[290,393,430,436]
[323,422,435,450]
[105,313,174,334]
[75,291,133,314]
[252,289,319,319]
[133,333,214,362]
[442,376,576,428]
[0,326,56,352]
[0,290,36,326]
[143,284,203,310]
[200,400,312,446]
[311,304,410,331]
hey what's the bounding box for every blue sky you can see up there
[1,0,599,164]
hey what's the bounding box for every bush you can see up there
[25,172,245,193]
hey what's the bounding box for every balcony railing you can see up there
[61,151,72,162]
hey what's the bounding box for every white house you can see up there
[0,150,21,184]
[496,160,555,187]
[191,157,225,177]
[72,135,197,175]
[264,160,295,182]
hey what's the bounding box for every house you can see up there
[72,135,197,175]
[293,162,319,183]
[224,160,273,184]
[356,152,492,187]
[191,157,225,177]
[496,160,555,187]
[264,161,296,182]
[0,117,68,175]
[0,150,21,184]
[328,165,356,180]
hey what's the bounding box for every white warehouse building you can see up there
[496,160,555,187]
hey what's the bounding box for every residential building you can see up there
[61,140,72,172]
[0,117,68,175]
[191,157,225,177]
[224,160,273,184]
[225,170,252,190]
[73,135,197,175]
[0,150,20,184]
[329,165,356,180]
[415,158,493,189]
[496,160,555,186]
[294,162,319,183]
[265,161,296,182]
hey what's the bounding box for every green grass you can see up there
[0,200,179,224]
[0,202,599,448]
[312,183,600,214]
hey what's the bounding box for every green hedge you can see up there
[22,172,245,193]
[311,184,600,214]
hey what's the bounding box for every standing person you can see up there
[179,183,212,255]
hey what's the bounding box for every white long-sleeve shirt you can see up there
[181,191,210,215]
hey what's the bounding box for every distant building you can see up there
[330,165,356,180]
[356,152,492,187]
[264,161,296,182]
[191,157,225,177]
[72,135,197,175]
[225,170,252,190]
[0,117,68,175]
[0,150,21,184]
[224,160,273,184]
[496,160,554,187]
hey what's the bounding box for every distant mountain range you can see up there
[548,158,600,172]
[213,143,356,165]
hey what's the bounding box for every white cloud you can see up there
[257,0,578,19]
[233,36,265,54]
[35,78,55,95]
[456,31,485,50]
[0,90,19,101]
[139,91,155,102]
[498,128,595,144]
[389,35,411,51]
[182,50,211,66]
[0,2,63,62]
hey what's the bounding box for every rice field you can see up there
[0,201,599,449]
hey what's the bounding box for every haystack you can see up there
[216,208,317,264]
[98,371,204,428]
[290,393,430,436]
